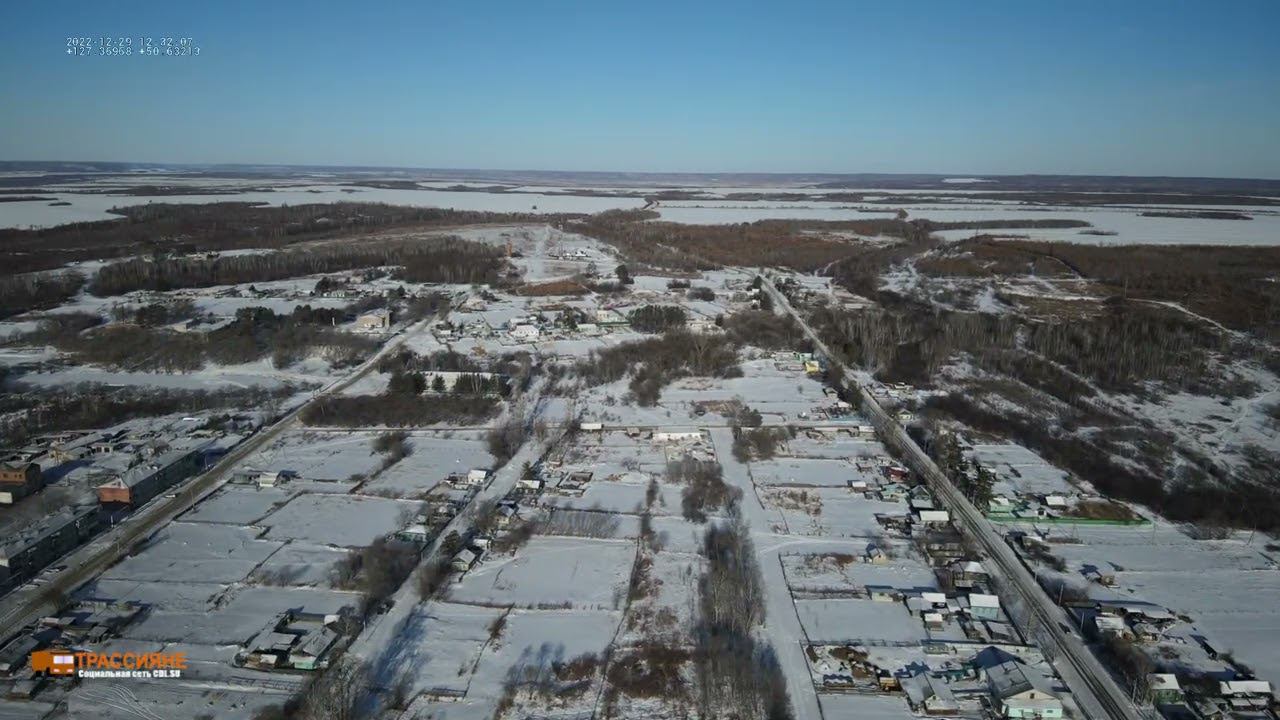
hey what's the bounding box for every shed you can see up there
[1150,674,1183,704]
[970,593,1001,621]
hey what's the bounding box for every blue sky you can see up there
[2,0,1278,177]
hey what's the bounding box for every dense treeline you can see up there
[722,309,811,351]
[1023,304,1227,392]
[827,221,939,298]
[628,305,687,333]
[811,300,1236,393]
[572,210,918,272]
[916,238,1280,339]
[577,330,741,406]
[0,384,294,444]
[25,306,378,371]
[917,219,1092,231]
[811,304,1018,384]
[928,392,1280,532]
[109,299,199,326]
[1,201,583,275]
[303,345,509,427]
[0,271,85,319]
[300,393,498,427]
[90,235,506,296]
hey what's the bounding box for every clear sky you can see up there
[2,0,1278,177]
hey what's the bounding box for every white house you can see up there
[594,309,626,325]
[987,661,1063,719]
[917,509,951,525]
[510,324,540,341]
[652,431,703,444]
[357,309,391,331]
[450,548,479,573]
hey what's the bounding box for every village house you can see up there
[510,324,540,341]
[916,509,951,526]
[556,470,593,495]
[0,462,43,505]
[594,308,626,326]
[903,673,960,715]
[950,560,989,589]
[448,469,490,489]
[356,308,391,331]
[652,431,704,444]
[451,547,480,573]
[986,660,1064,719]
[240,610,345,671]
[493,502,519,530]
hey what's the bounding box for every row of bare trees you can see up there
[89,235,506,295]
[695,520,792,720]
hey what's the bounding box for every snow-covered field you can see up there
[449,536,635,610]
[4,174,1277,245]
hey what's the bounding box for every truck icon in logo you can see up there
[30,650,76,676]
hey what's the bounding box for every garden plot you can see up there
[101,523,282,584]
[375,601,508,697]
[620,549,702,643]
[648,516,712,555]
[659,361,828,420]
[86,578,227,613]
[558,433,672,474]
[760,486,902,537]
[543,480,682,516]
[249,541,351,587]
[12,357,330,392]
[258,493,414,546]
[795,598,925,644]
[1049,525,1274,575]
[785,434,888,460]
[449,536,635,610]
[782,553,938,595]
[358,433,493,498]
[66,680,280,720]
[467,609,621,702]
[969,443,1074,496]
[238,429,385,481]
[817,693,916,720]
[339,370,392,396]
[750,457,859,488]
[121,585,359,645]
[180,485,295,525]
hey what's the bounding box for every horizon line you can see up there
[1,159,1278,184]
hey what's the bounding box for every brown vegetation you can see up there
[0,201,582,275]
[89,234,506,296]
[572,210,918,272]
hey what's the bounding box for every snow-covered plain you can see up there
[3,176,1278,245]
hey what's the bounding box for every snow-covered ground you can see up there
[4,176,1278,245]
